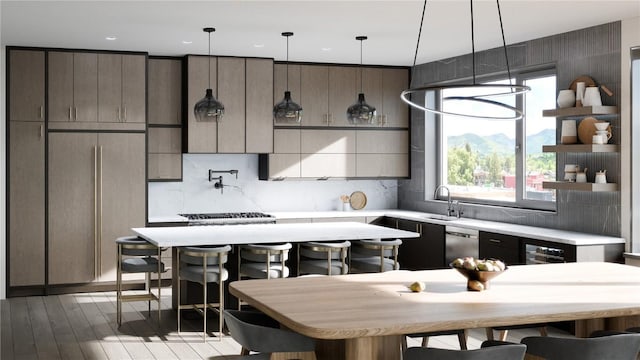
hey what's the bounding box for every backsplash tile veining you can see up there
[148,154,397,217]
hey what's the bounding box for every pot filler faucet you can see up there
[209,169,238,194]
[433,185,462,218]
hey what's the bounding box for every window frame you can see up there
[433,67,557,211]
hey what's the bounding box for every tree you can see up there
[448,144,477,185]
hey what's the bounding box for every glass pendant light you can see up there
[347,35,376,125]
[273,32,303,124]
[194,27,224,122]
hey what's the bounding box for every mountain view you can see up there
[447,128,556,155]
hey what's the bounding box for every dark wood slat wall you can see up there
[400,22,622,236]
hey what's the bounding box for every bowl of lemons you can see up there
[450,257,507,291]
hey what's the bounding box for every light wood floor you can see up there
[1,287,571,360]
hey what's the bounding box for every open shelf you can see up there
[542,144,620,153]
[542,181,619,192]
[542,106,618,117]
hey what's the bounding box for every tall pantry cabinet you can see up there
[8,49,46,288]
[6,47,147,295]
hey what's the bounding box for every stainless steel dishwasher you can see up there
[445,226,479,264]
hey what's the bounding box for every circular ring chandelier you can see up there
[402,0,530,121]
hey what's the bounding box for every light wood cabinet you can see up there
[328,66,357,127]
[217,57,246,153]
[301,129,356,154]
[48,51,98,124]
[301,153,356,178]
[186,55,218,152]
[48,132,145,284]
[381,68,409,127]
[148,127,182,180]
[148,58,182,125]
[9,50,45,121]
[9,121,45,286]
[148,57,183,180]
[49,51,145,130]
[300,65,329,126]
[355,130,408,177]
[246,58,274,153]
[356,67,409,127]
[265,129,301,178]
[98,53,146,124]
[299,65,358,127]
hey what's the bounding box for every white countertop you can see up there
[133,222,419,248]
[147,209,624,247]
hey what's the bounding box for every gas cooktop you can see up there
[179,212,275,225]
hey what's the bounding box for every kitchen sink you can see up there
[424,214,459,221]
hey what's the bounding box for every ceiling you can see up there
[2,1,639,66]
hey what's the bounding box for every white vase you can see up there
[556,90,575,108]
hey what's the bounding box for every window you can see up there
[436,70,557,210]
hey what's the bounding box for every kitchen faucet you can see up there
[209,169,239,194]
[434,185,456,217]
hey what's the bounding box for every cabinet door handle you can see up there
[39,124,44,139]
[489,239,502,244]
[123,107,127,122]
[39,106,44,120]
[94,146,99,279]
[75,107,78,121]
[98,146,103,278]
[69,107,73,120]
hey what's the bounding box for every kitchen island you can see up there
[132,222,419,308]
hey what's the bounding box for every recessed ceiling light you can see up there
[182,40,192,45]
[254,44,265,48]
[321,47,332,52]
[105,36,117,41]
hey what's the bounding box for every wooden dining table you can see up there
[229,262,640,360]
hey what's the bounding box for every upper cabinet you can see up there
[48,51,146,131]
[48,51,98,124]
[217,57,246,153]
[298,65,360,127]
[246,58,274,153]
[358,67,409,128]
[148,58,182,125]
[98,53,146,124]
[9,50,45,122]
[185,55,274,153]
[148,57,183,181]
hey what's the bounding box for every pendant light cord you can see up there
[286,35,289,92]
[411,0,428,88]
[360,38,363,93]
[208,31,211,89]
[470,0,476,84]
[497,0,513,87]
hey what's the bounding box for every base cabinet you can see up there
[378,217,446,270]
[48,132,145,284]
[479,232,524,265]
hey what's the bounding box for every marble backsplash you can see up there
[148,154,398,217]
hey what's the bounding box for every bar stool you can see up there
[116,236,165,328]
[349,238,402,273]
[177,245,231,341]
[237,243,292,309]
[297,240,351,276]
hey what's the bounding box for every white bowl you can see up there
[594,122,610,131]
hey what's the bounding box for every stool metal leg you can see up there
[203,255,207,342]
[177,249,181,334]
[117,244,122,327]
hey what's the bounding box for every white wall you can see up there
[148,154,398,217]
[623,16,640,252]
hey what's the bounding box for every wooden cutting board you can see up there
[569,75,596,91]
[349,191,367,210]
[577,117,611,144]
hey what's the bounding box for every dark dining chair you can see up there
[521,334,640,360]
[404,342,526,360]
[224,309,317,359]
